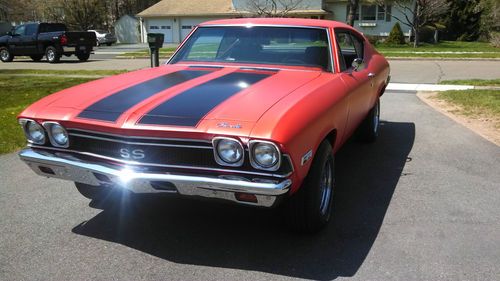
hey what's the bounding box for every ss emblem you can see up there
[120,148,145,160]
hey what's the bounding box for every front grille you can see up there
[64,130,293,177]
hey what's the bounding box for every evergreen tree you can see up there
[386,22,406,45]
[442,0,483,41]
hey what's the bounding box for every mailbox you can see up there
[147,33,164,67]
[147,33,164,50]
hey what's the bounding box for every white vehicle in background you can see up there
[88,30,117,46]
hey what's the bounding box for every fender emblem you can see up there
[217,122,242,129]
[301,150,313,166]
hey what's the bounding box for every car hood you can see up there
[23,64,321,134]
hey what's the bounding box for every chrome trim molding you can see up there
[67,128,212,143]
[27,145,292,178]
[19,148,291,207]
[248,140,282,172]
[212,137,245,167]
[69,133,212,149]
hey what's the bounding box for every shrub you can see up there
[490,32,500,48]
[386,22,405,45]
[365,35,380,45]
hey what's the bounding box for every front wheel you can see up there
[0,47,14,62]
[284,140,335,233]
[359,98,380,142]
[76,53,90,62]
[45,46,61,63]
[75,182,112,201]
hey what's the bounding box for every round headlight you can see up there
[49,124,68,147]
[216,139,243,164]
[252,142,279,168]
[26,121,45,144]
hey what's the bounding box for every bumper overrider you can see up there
[19,148,292,207]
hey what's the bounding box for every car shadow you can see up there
[72,120,415,280]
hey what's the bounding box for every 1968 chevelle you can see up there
[18,18,389,232]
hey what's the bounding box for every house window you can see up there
[149,26,159,30]
[377,5,385,21]
[182,25,192,29]
[385,5,392,22]
[361,5,376,21]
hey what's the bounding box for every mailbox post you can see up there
[147,33,164,67]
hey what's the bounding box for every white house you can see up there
[137,0,414,43]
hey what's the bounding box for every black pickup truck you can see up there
[0,22,96,63]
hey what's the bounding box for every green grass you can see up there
[0,69,128,76]
[0,75,96,154]
[376,41,500,58]
[120,47,177,58]
[439,79,500,86]
[437,89,500,118]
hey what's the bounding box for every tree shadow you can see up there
[72,120,415,280]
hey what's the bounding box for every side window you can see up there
[25,24,38,36]
[14,25,25,36]
[351,34,364,60]
[335,31,355,72]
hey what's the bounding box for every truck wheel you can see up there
[359,98,380,143]
[76,53,90,62]
[0,47,14,62]
[30,55,43,62]
[45,46,61,63]
[75,182,111,201]
[284,140,335,233]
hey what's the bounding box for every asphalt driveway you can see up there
[0,90,499,281]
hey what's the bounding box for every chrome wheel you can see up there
[0,49,9,60]
[373,101,380,134]
[319,157,334,216]
[46,50,55,61]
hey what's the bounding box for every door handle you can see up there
[368,72,376,78]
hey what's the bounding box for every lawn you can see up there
[439,79,500,86]
[376,41,500,58]
[0,69,128,76]
[0,75,97,154]
[119,47,178,58]
[436,89,500,120]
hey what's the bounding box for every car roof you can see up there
[199,18,353,29]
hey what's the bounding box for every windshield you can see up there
[170,26,331,71]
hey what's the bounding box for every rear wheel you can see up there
[284,140,335,233]
[45,46,61,63]
[359,98,380,142]
[30,55,43,62]
[76,52,90,62]
[0,47,14,62]
[75,182,112,201]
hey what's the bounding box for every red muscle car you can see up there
[18,18,389,232]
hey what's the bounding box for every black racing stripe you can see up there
[77,70,212,122]
[138,71,273,126]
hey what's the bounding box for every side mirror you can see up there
[351,58,365,72]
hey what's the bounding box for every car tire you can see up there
[0,47,14,62]
[359,98,380,143]
[45,46,61,63]
[75,182,112,201]
[30,55,43,62]
[76,53,90,62]
[284,140,335,233]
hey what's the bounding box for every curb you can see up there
[387,83,475,91]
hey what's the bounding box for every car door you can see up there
[23,23,38,54]
[334,29,375,141]
[9,25,25,55]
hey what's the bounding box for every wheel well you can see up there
[324,129,337,150]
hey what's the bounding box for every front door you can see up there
[9,25,25,55]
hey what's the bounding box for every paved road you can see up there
[1,90,499,281]
[2,54,500,84]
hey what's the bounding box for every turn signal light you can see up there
[235,192,258,203]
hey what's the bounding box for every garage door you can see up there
[147,19,173,43]
[180,18,209,41]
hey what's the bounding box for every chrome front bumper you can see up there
[19,148,291,207]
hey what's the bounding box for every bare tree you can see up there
[377,0,449,47]
[246,0,305,17]
[346,0,359,26]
